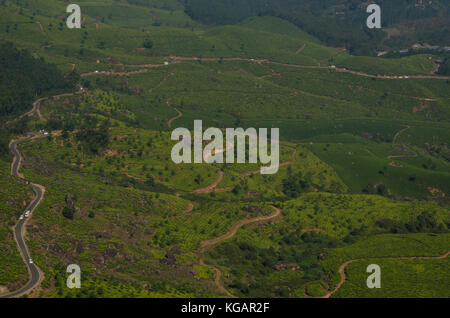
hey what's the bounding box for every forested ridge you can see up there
[184,0,450,55]
[0,42,78,158]
[0,42,78,118]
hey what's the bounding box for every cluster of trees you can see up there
[0,116,31,158]
[282,171,311,198]
[142,39,154,49]
[0,130,10,158]
[375,211,448,234]
[75,123,110,155]
[0,42,78,119]
[362,183,388,196]
[437,52,450,76]
[212,229,335,297]
[0,42,78,158]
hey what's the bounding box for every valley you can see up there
[0,0,448,299]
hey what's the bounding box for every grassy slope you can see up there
[333,258,449,298]
[0,1,448,298]
[0,4,442,75]
[206,198,449,297]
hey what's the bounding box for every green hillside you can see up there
[0,0,448,299]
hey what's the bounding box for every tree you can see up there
[282,172,309,198]
[143,39,153,49]
[62,206,75,220]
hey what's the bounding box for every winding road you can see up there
[387,125,418,159]
[2,54,445,298]
[313,250,450,298]
[0,133,45,298]
[0,92,72,297]
[167,108,182,129]
[1,90,81,297]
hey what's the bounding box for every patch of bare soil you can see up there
[184,202,194,213]
[0,286,10,295]
[296,43,306,54]
[427,187,446,198]
[192,171,224,194]
[241,148,297,177]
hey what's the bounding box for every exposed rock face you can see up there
[44,242,64,253]
[274,261,300,271]
[160,245,181,266]
[243,205,263,214]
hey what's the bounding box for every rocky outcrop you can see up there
[274,261,300,271]
[160,245,181,266]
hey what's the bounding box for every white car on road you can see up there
[19,215,24,220]
[29,259,33,264]
[24,210,30,218]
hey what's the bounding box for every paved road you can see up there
[0,136,44,298]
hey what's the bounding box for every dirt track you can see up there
[167,108,182,128]
[392,125,411,145]
[310,250,450,298]
[296,44,306,54]
[198,206,282,297]
[149,73,174,94]
[201,206,282,249]
[192,171,225,194]
[241,148,297,177]
[388,125,418,159]
[91,55,450,80]
[5,56,446,298]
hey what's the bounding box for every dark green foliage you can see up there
[75,124,110,155]
[0,129,10,158]
[282,172,310,198]
[376,212,447,234]
[437,53,450,76]
[145,175,155,187]
[143,39,153,49]
[6,116,30,135]
[62,206,76,220]
[185,0,449,55]
[0,42,78,118]
[208,230,337,297]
